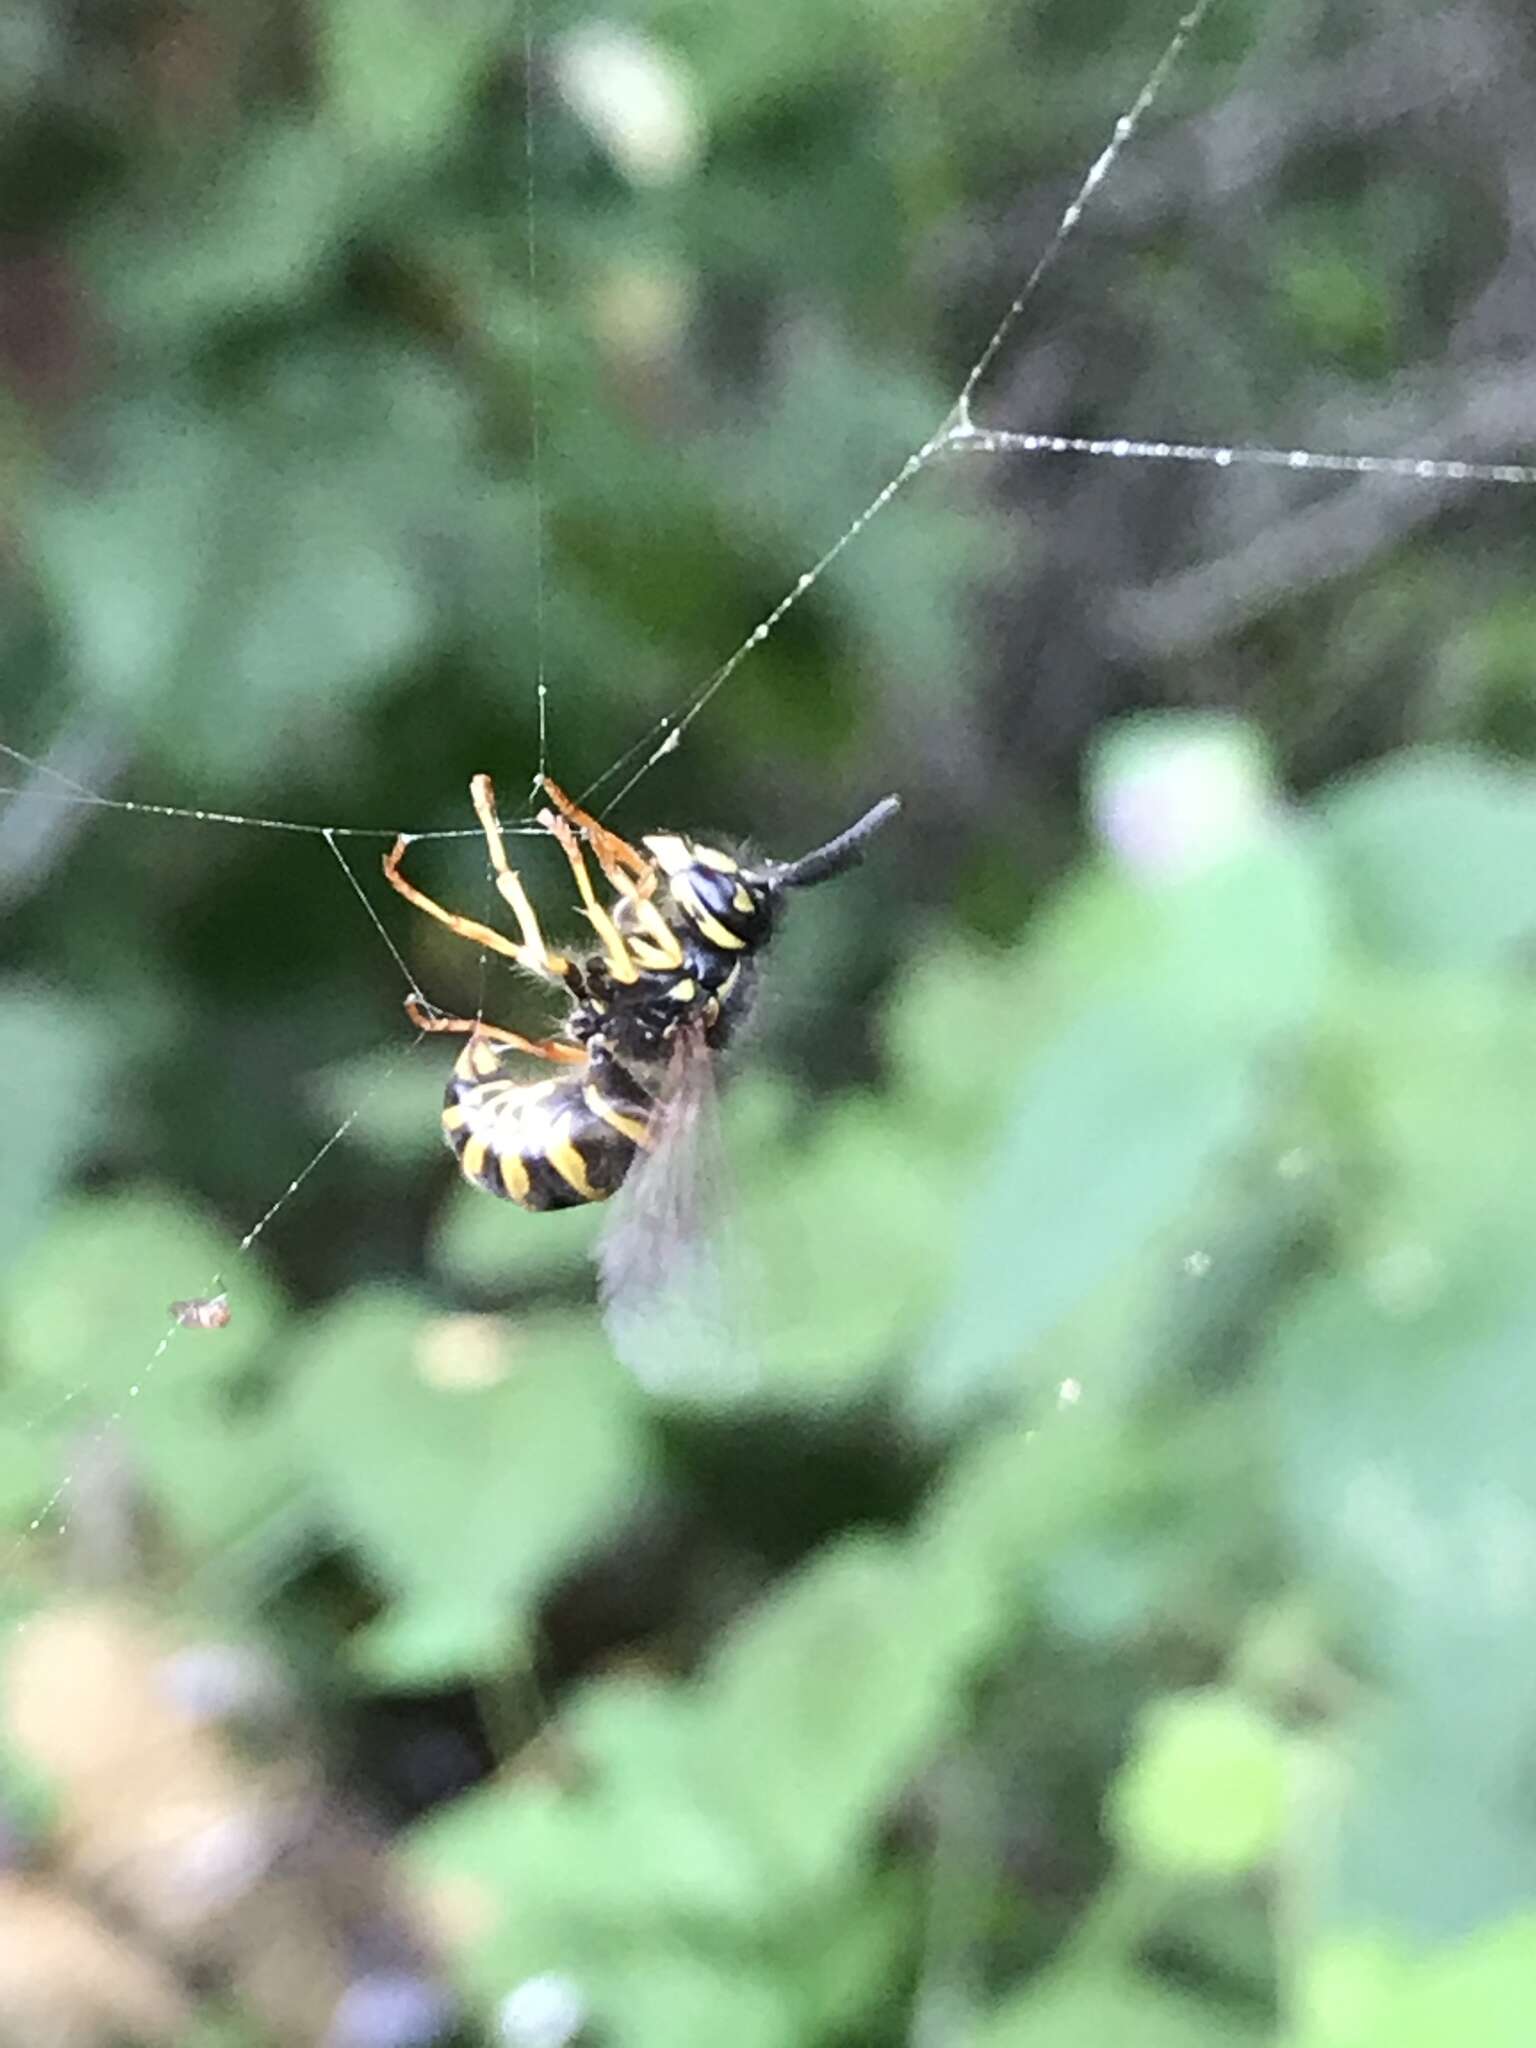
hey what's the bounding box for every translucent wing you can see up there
[598,1027,760,1398]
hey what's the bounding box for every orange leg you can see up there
[384,836,549,972]
[470,774,572,978]
[383,776,571,985]
[538,775,654,891]
[403,993,583,1062]
[538,776,684,970]
[537,808,646,984]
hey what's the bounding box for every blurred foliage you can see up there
[6,0,1536,2044]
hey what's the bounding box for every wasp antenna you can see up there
[763,793,901,891]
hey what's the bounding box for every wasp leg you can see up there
[383,832,570,982]
[538,775,653,887]
[538,776,685,969]
[403,993,584,1062]
[468,773,575,980]
[538,807,648,985]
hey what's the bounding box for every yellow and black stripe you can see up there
[404,789,901,1230]
[441,1039,656,1212]
[643,834,775,955]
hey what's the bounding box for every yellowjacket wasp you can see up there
[384,774,898,1380]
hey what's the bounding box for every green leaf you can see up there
[780,1871,913,2036]
[309,1043,454,1169]
[408,1687,774,2002]
[882,936,1030,1130]
[174,2018,267,2048]
[1319,977,1536,1262]
[1312,1730,1536,1947]
[408,1782,579,1997]
[1294,1916,1536,2048]
[910,791,1333,1428]
[978,1967,1268,2048]
[695,1532,987,1893]
[557,1678,779,1927]
[596,1953,790,2048]
[23,398,241,709]
[134,1408,302,1563]
[279,1291,653,1627]
[1319,750,1536,970]
[0,1185,291,1553]
[1262,967,1536,1936]
[745,1102,959,1401]
[1277,237,1397,373]
[1107,1689,1292,1878]
[1266,1211,1536,1930]
[0,982,107,1262]
[916,1408,1125,1638]
[27,359,468,776]
[80,123,357,343]
[350,1591,529,1690]
[1269,1028,1536,1659]
[0,1185,284,1401]
[410,1674,912,2040]
[412,1537,982,2020]
[0,1415,60,1529]
[317,0,511,164]
[430,1177,605,1292]
[910,999,1266,1430]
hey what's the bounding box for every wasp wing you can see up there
[598,1027,761,1398]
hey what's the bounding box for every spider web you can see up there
[2,0,1536,1585]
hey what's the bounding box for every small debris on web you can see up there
[169,1293,232,1331]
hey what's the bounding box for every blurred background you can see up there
[5,0,1536,2042]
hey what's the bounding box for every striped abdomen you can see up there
[442,1038,654,1211]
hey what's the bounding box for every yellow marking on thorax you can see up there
[459,1136,489,1183]
[642,833,690,874]
[499,1151,532,1202]
[584,1082,651,1148]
